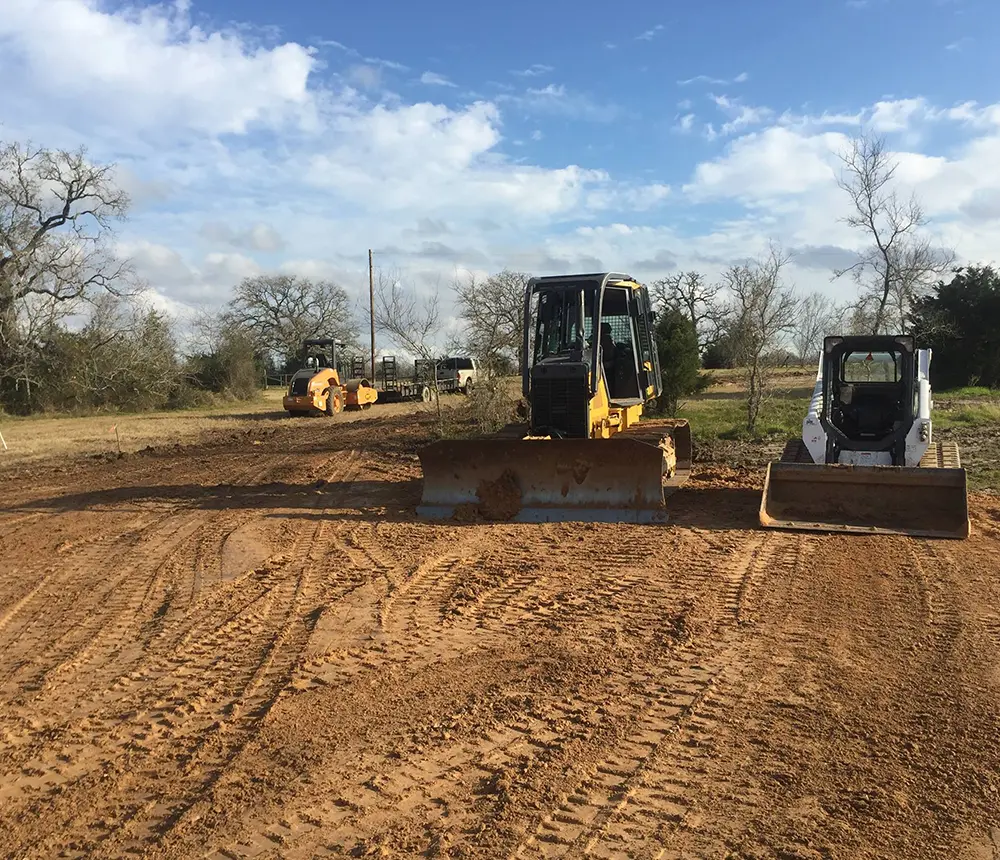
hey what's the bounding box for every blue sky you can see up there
[1,0,998,337]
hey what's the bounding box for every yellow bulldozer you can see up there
[417,272,692,522]
[760,335,970,538]
[283,338,378,417]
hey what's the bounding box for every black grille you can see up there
[531,376,589,437]
[291,377,310,396]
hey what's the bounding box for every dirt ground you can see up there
[1,407,999,859]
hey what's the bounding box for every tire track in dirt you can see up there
[506,533,779,859]
[575,537,810,860]
[4,420,1000,860]
[0,449,304,712]
[908,539,964,649]
[87,450,372,855]
[0,450,372,856]
[193,527,772,859]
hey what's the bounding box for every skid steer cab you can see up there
[760,334,970,539]
[417,272,692,523]
[283,338,378,417]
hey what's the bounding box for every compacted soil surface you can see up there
[0,409,998,859]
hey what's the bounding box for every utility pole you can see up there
[368,249,376,381]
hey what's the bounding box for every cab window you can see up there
[842,351,900,383]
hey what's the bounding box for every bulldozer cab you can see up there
[525,273,661,437]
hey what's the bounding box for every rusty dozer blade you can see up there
[760,462,970,539]
[417,435,679,523]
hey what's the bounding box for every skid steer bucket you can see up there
[760,462,970,539]
[417,436,676,523]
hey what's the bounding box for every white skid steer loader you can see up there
[760,335,970,539]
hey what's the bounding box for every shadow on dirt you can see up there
[10,479,763,531]
[667,487,762,530]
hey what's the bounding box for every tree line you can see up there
[1,133,995,425]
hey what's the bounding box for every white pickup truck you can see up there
[438,356,478,394]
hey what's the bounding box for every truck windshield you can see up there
[532,287,594,362]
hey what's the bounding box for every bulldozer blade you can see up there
[760,462,970,539]
[417,437,673,523]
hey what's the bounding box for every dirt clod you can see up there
[473,468,522,520]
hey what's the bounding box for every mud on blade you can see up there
[417,437,672,523]
[760,462,971,539]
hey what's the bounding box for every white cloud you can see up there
[712,94,775,135]
[6,1,1000,328]
[316,37,406,71]
[635,24,665,40]
[420,71,457,87]
[684,127,848,201]
[499,84,621,122]
[586,184,671,212]
[675,113,696,133]
[347,64,383,91]
[512,64,554,77]
[674,100,1000,280]
[678,72,749,86]
[0,0,316,135]
[869,98,926,132]
[119,239,263,307]
[200,222,286,252]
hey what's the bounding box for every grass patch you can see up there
[679,396,808,443]
[932,402,1000,430]
[968,468,1000,493]
[936,386,1000,400]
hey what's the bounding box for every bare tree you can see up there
[835,132,955,334]
[188,307,266,399]
[453,268,529,374]
[725,244,799,435]
[373,268,446,431]
[0,141,132,403]
[793,291,840,364]
[222,274,357,367]
[651,270,723,350]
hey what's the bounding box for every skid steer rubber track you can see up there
[759,440,970,539]
[416,419,691,523]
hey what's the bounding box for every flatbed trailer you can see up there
[376,356,466,403]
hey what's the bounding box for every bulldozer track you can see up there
[0,412,998,860]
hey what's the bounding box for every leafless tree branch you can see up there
[651,270,724,351]
[221,274,358,366]
[724,243,799,434]
[834,131,955,333]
